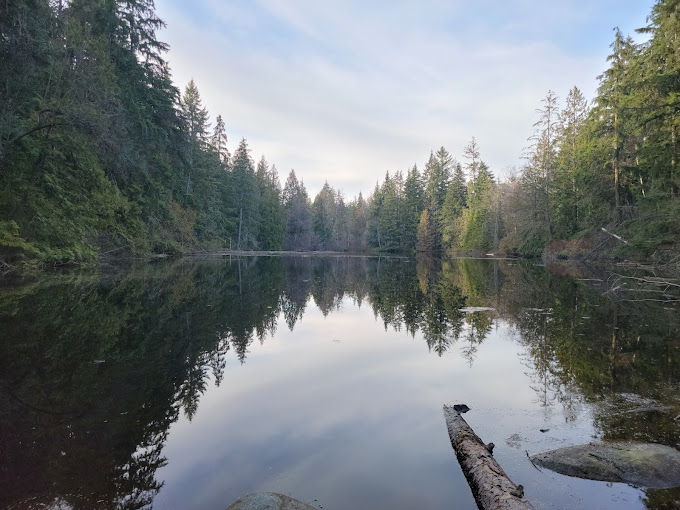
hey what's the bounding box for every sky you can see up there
[155,0,656,199]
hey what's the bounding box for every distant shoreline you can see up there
[186,250,410,259]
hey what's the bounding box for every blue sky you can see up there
[156,0,656,199]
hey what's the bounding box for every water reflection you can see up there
[0,256,679,509]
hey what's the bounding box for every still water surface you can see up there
[1,256,679,509]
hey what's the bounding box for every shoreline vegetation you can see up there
[2,1,679,273]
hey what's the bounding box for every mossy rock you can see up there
[530,442,680,488]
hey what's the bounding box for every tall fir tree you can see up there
[231,138,259,249]
[282,170,312,250]
[555,86,588,236]
[402,165,425,253]
[211,114,230,167]
[594,29,639,221]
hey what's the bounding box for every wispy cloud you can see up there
[157,0,655,198]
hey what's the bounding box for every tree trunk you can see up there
[443,406,534,510]
[493,189,500,248]
[185,173,191,199]
[237,206,243,250]
[614,112,621,223]
[614,162,621,222]
[671,124,677,196]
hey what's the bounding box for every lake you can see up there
[1,256,679,509]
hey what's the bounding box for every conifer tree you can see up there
[379,172,402,252]
[416,209,435,253]
[231,139,259,249]
[283,170,312,250]
[348,193,368,251]
[441,162,468,250]
[181,79,210,198]
[256,157,284,250]
[312,182,336,250]
[423,147,452,252]
[367,180,385,250]
[463,137,481,181]
[637,0,680,196]
[461,163,496,251]
[555,86,588,235]
[527,90,559,236]
[594,29,639,221]
[403,165,425,253]
[211,114,230,167]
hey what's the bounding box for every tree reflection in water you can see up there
[0,256,678,509]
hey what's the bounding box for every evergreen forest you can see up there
[2,0,679,265]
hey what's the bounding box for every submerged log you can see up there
[443,405,534,510]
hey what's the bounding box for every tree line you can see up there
[1,0,678,263]
[503,3,679,259]
[364,0,680,259]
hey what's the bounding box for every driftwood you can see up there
[444,405,534,510]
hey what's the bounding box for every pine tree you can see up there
[637,0,680,195]
[256,157,284,250]
[403,165,425,253]
[312,182,336,250]
[423,148,452,251]
[211,114,230,167]
[348,193,368,251]
[441,162,468,250]
[527,90,559,236]
[282,170,312,250]
[379,172,402,252]
[416,209,435,253]
[595,29,639,221]
[181,79,210,198]
[231,139,259,249]
[555,86,588,235]
[367,180,384,250]
[461,163,496,251]
[463,137,481,181]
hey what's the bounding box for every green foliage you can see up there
[402,165,424,253]
[312,182,336,249]
[416,209,435,253]
[499,3,680,260]
[459,163,497,252]
[614,193,680,258]
[257,161,285,250]
[377,172,404,252]
[282,170,312,250]
[0,221,39,261]
[1,1,254,262]
[3,0,680,263]
[231,139,260,249]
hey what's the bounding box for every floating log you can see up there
[443,405,534,510]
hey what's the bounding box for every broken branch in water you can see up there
[526,450,542,472]
[443,405,535,510]
[606,273,680,303]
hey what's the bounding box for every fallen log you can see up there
[443,405,534,510]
